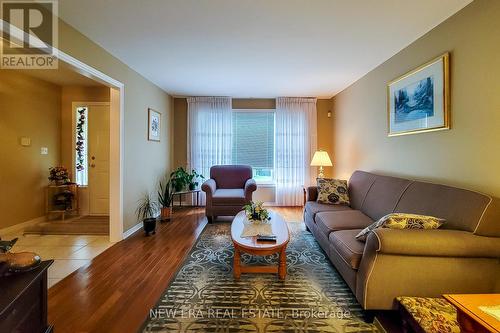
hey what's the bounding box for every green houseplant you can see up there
[187,170,204,190]
[158,178,174,221]
[136,193,158,236]
[170,167,190,192]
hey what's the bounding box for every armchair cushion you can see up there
[368,228,500,258]
[212,189,246,206]
[210,165,252,189]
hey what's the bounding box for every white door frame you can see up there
[71,102,111,183]
[71,102,111,216]
[1,21,125,242]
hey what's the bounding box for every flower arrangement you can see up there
[48,166,70,184]
[243,201,270,223]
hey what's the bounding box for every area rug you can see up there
[24,215,109,235]
[141,222,378,332]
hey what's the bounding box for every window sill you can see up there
[256,182,275,187]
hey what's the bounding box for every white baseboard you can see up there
[0,215,46,236]
[123,221,143,239]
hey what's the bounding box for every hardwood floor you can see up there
[47,206,303,333]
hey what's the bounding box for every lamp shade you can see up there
[310,150,333,166]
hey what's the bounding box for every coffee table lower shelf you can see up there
[233,243,288,280]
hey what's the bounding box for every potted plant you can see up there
[186,170,204,190]
[136,193,158,236]
[158,178,174,221]
[170,167,189,192]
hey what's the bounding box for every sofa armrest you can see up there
[244,179,257,201]
[201,179,216,196]
[366,228,500,258]
[306,186,318,201]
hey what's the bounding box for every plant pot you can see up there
[143,217,156,236]
[188,183,196,191]
[174,184,183,192]
[161,207,172,221]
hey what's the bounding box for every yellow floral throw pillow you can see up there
[355,213,445,241]
[317,178,350,205]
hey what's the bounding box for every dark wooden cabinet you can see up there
[0,260,53,333]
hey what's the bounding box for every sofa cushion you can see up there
[304,201,352,221]
[329,229,365,270]
[394,181,493,234]
[361,175,412,221]
[348,171,377,210]
[210,165,252,189]
[212,189,246,205]
[355,213,445,242]
[317,178,350,205]
[315,210,373,236]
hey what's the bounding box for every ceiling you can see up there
[58,0,471,98]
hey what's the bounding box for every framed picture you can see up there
[148,108,161,141]
[387,53,450,137]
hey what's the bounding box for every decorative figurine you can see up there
[0,237,18,253]
[0,237,41,276]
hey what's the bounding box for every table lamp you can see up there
[310,150,332,178]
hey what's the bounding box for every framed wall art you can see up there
[387,53,450,136]
[148,108,161,141]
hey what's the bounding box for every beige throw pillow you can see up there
[317,178,350,205]
[355,213,445,242]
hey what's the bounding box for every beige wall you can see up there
[60,86,110,170]
[0,70,61,228]
[59,20,174,231]
[316,99,334,178]
[332,0,500,198]
[173,97,333,203]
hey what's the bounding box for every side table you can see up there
[172,189,201,208]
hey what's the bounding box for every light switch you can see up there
[20,137,31,146]
[41,147,48,155]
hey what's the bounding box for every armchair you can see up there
[201,165,257,222]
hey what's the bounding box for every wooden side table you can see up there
[45,183,79,220]
[172,189,201,208]
[444,294,500,333]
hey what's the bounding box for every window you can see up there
[75,106,88,186]
[232,110,274,183]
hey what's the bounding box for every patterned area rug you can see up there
[142,222,378,332]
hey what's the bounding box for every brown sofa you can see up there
[304,170,500,310]
[202,165,257,222]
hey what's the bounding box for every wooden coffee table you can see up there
[230,211,290,279]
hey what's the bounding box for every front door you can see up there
[88,104,110,215]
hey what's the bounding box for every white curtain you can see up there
[275,97,317,206]
[187,97,232,203]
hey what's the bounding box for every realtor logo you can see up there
[1,0,58,69]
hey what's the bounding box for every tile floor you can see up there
[1,232,113,288]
